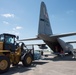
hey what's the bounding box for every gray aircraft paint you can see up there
[38,2,53,36]
[19,2,76,55]
[38,2,76,54]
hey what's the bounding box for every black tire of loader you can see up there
[22,54,32,67]
[68,51,72,55]
[0,56,10,74]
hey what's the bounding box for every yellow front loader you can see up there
[0,33,33,73]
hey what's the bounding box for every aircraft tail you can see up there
[38,2,53,36]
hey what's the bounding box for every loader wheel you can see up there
[0,56,10,74]
[68,51,72,55]
[22,54,32,67]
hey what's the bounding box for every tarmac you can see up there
[1,55,76,75]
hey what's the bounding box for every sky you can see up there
[0,0,76,49]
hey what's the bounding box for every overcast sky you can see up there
[0,0,76,48]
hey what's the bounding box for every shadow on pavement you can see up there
[1,64,34,75]
[1,61,48,75]
[32,61,48,65]
[43,54,76,61]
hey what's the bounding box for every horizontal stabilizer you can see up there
[66,41,76,43]
[50,32,76,38]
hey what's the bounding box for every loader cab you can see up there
[0,33,18,52]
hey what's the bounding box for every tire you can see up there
[0,56,10,74]
[22,54,32,67]
[68,51,72,55]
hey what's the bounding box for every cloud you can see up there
[1,13,15,18]
[4,26,22,36]
[3,21,9,25]
[16,26,22,30]
[5,26,23,36]
[13,26,23,30]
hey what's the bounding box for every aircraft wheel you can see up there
[0,56,10,74]
[22,54,32,67]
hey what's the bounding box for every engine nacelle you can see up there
[38,44,48,49]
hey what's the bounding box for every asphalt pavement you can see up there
[1,55,76,75]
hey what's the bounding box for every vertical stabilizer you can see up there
[38,2,53,36]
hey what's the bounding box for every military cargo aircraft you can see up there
[19,2,76,55]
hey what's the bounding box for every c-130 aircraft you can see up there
[19,2,76,55]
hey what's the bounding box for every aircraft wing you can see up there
[25,43,46,46]
[18,37,41,41]
[19,32,76,41]
[66,41,76,43]
[50,32,76,38]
